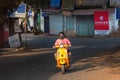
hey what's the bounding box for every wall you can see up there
[73,8,118,35]
[3,23,9,43]
[41,12,45,32]
[109,8,119,33]
[0,22,9,47]
[75,0,106,6]
[48,8,118,36]
[0,25,4,47]
[110,0,120,6]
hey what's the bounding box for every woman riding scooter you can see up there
[54,32,71,61]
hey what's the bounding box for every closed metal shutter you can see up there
[76,15,94,36]
[49,15,63,35]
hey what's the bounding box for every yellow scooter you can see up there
[54,44,70,74]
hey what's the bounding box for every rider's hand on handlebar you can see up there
[53,46,55,48]
[69,45,72,47]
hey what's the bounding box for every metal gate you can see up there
[49,15,63,35]
[65,16,76,37]
[76,15,94,36]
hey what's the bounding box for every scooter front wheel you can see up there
[61,65,65,74]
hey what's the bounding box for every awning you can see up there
[44,9,61,15]
[72,8,112,15]
[50,0,61,8]
[9,3,26,18]
[72,9,94,15]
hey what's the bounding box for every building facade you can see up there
[47,0,120,37]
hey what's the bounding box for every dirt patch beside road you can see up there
[50,50,120,80]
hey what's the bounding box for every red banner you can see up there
[94,11,109,30]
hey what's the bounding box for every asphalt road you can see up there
[0,34,120,80]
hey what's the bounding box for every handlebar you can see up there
[53,44,71,48]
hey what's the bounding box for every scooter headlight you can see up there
[60,59,66,65]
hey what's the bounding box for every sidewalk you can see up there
[0,47,55,57]
[0,47,28,56]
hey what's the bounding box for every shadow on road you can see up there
[68,52,120,74]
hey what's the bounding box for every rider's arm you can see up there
[54,39,59,46]
[66,38,71,47]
